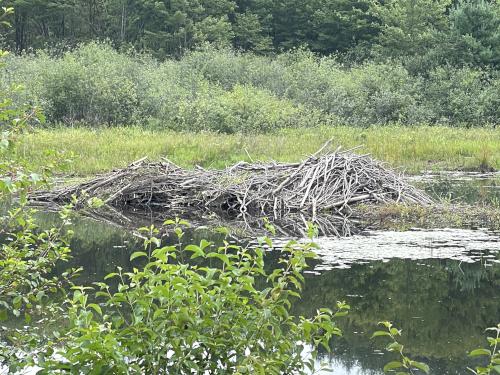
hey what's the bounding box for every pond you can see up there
[412,171,500,206]
[17,173,500,374]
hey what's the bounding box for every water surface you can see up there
[12,173,500,374]
[44,211,499,375]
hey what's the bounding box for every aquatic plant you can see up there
[374,322,500,374]
[468,324,500,375]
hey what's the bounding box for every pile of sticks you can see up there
[30,142,433,218]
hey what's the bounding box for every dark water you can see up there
[42,225,499,374]
[17,173,500,374]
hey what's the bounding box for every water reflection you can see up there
[412,172,500,205]
[38,211,500,375]
[50,205,361,238]
[298,257,499,374]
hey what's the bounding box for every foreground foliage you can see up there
[0,6,78,371]
[33,221,349,374]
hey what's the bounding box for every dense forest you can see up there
[3,0,500,68]
[0,0,499,129]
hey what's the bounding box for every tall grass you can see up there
[16,126,500,176]
[3,43,500,131]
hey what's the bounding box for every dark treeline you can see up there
[3,0,500,70]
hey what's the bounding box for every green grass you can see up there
[17,125,500,176]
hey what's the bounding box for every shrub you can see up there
[171,84,330,133]
[2,43,500,129]
[3,43,151,125]
[422,67,500,126]
[32,221,349,374]
[41,43,141,124]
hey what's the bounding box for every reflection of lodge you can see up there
[78,206,361,238]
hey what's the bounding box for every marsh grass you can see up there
[18,125,500,176]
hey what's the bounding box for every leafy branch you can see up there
[372,321,430,374]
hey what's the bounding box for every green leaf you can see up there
[185,244,204,259]
[200,239,211,250]
[371,331,391,338]
[207,252,231,266]
[12,295,22,309]
[104,272,119,280]
[386,342,403,352]
[390,327,401,336]
[469,349,491,357]
[410,361,429,374]
[130,251,148,261]
[153,309,166,320]
[383,361,404,372]
[88,303,102,316]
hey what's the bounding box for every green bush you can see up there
[179,47,500,126]
[3,43,144,125]
[422,67,500,125]
[279,57,422,125]
[2,43,500,130]
[171,84,329,133]
[29,220,349,374]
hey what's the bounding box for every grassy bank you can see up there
[18,125,500,176]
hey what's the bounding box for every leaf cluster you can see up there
[35,220,349,374]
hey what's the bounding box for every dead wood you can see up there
[29,142,433,218]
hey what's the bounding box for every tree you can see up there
[309,0,378,54]
[265,0,308,50]
[447,0,500,67]
[233,11,272,52]
[371,0,452,60]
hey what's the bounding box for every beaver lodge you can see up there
[30,142,433,218]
